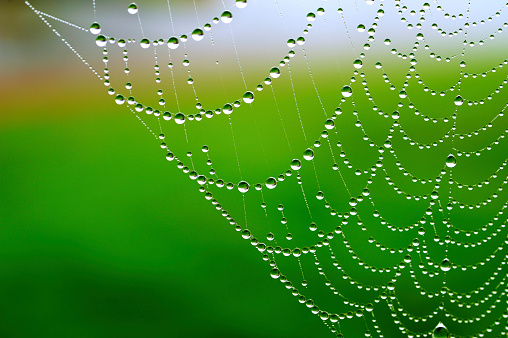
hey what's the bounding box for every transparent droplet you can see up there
[174,112,185,124]
[454,95,463,106]
[270,67,281,78]
[440,258,451,272]
[192,28,204,41]
[241,229,251,239]
[140,38,150,49]
[167,37,179,49]
[115,94,125,105]
[307,13,316,22]
[236,0,247,8]
[96,35,107,47]
[353,59,363,69]
[341,85,353,98]
[303,148,314,161]
[287,39,296,48]
[446,154,456,168]
[365,0,374,4]
[221,11,233,23]
[433,322,449,338]
[431,191,439,199]
[266,177,277,189]
[238,180,250,193]
[291,159,302,170]
[325,119,335,130]
[357,24,366,32]
[270,268,280,279]
[127,3,138,15]
[90,22,101,35]
[243,91,254,104]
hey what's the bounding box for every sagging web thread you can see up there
[26,0,508,337]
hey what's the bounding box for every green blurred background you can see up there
[1,0,507,337]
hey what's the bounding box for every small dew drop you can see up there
[127,3,138,15]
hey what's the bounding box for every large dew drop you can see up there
[454,95,463,106]
[90,22,101,35]
[236,0,247,8]
[433,322,449,338]
[265,177,277,189]
[96,35,107,47]
[341,85,353,98]
[242,91,254,104]
[445,154,456,168]
[221,11,233,23]
[174,112,186,124]
[167,37,179,49]
[270,268,280,279]
[140,38,150,49]
[127,3,138,15]
[440,258,451,272]
[269,67,281,78]
[238,180,250,193]
[303,148,314,161]
[192,28,204,41]
[115,94,125,105]
[291,159,302,170]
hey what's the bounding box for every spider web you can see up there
[26,0,508,336]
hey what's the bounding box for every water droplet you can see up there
[303,148,314,161]
[90,22,101,35]
[241,229,251,239]
[325,119,335,130]
[357,24,366,32]
[127,3,138,15]
[291,159,302,170]
[433,322,449,338]
[140,38,150,49]
[365,0,374,4]
[270,268,280,279]
[221,11,233,23]
[353,59,363,69]
[307,13,316,21]
[243,91,254,104]
[341,85,353,98]
[174,112,185,124]
[446,154,456,168]
[287,39,296,48]
[270,67,281,78]
[115,94,125,105]
[236,0,247,8]
[167,37,179,49]
[440,258,451,272]
[238,180,250,193]
[266,177,277,189]
[454,95,463,106]
[96,35,107,47]
[431,191,439,199]
[192,28,204,41]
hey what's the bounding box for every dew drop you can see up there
[431,191,439,199]
[341,85,353,98]
[238,180,250,193]
[307,13,316,22]
[241,229,251,239]
[167,37,179,49]
[115,94,125,105]
[291,159,302,170]
[270,268,281,279]
[266,177,277,189]
[446,154,456,168]
[127,3,138,15]
[174,112,186,124]
[365,0,374,4]
[221,11,233,23]
[353,59,363,69]
[433,322,448,338]
[303,148,315,161]
[242,91,254,104]
[192,28,204,41]
[357,24,366,32]
[440,258,451,272]
[140,38,150,49]
[454,95,463,106]
[325,119,335,129]
[96,35,107,47]
[90,22,101,35]
[270,67,281,78]
[236,0,247,8]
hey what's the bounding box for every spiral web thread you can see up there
[26,0,508,337]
